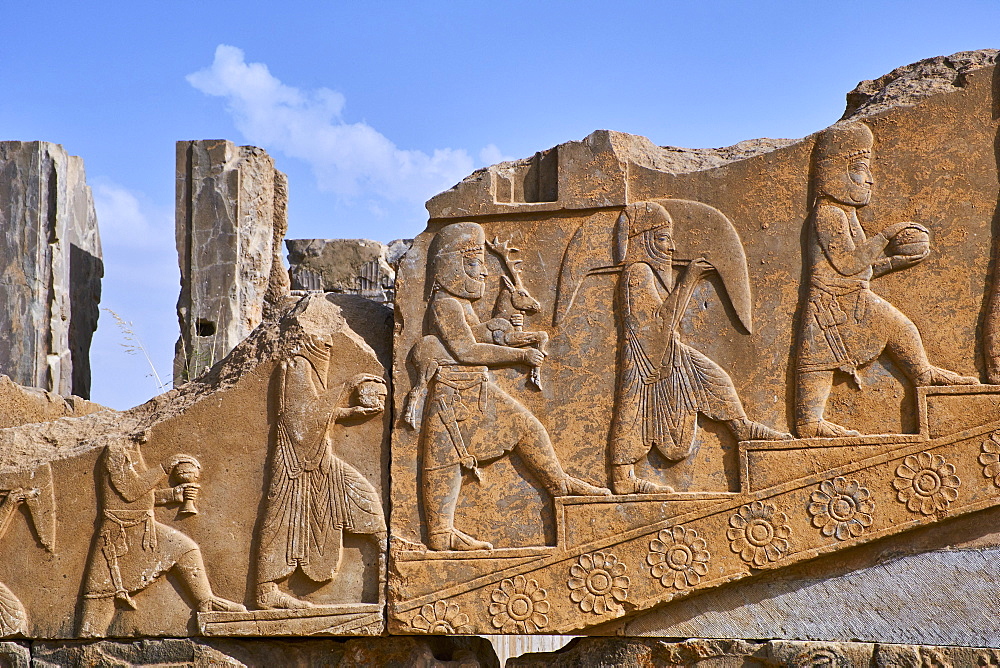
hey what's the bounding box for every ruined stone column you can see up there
[0,141,102,398]
[174,140,289,385]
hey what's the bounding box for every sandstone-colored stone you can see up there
[0,642,29,668]
[0,375,105,430]
[0,293,389,638]
[0,141,102,398]
[6,48,1000,654]
[509,638,1000,667]
[388,48,1000,640]
[287,238,408,304]
[31,636,499,667]
[174,140,289,385]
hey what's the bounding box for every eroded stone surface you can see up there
[0,294,390,639]
[0,141,102,398]
[510,638,1000,668]
[0,376,104,430]
[174,140,290,385]
[31,637,499,667]
[388,49,1000,638]
[287,238,399,302]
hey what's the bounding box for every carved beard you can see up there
[642,229,675,291]
[434,271,485,300]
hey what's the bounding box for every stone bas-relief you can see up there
[254,361,387,610]
[78,433,244,637]
[404,221,609,552]
[0,293,391,638]
[794,121,978,438]
[1,48,1000,655]
[389,49,1000,638]
[560,200,791,495]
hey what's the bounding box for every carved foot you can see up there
[554,476,612,497]
[255,583,314,610]
[611,472,674,495]
[796,420,861,438]
[731,418,794,442]
[914,366,979,387]
[428,528,493,551]
[199,596,247,613]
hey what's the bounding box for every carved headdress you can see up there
[428,222,487,298]
[814,121,874,165]
[614,201,674,266]
[555,199,753,333]
[813,121,875,206]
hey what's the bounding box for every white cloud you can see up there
[92,181,173,251]
[479,144,516,165]
[187,45,490,203]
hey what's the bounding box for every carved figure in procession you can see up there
[794,121,978,438]
[255,339,388,611]
[406,221,610,552]
[78,432,243,637]
[609,202,792,494]
[0,463,55,637]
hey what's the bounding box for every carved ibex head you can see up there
[488,237,541,313]
[500,275,540,313]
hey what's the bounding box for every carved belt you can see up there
[430,367,487,479]
[807,277,872,381]
[434,368,489,415]
[810,277,871,328]
[96,509,156,607]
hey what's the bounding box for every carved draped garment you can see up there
[82,440,196,599]
[609,261,744,465]
[256,346,384,585]
[797,205,899,377]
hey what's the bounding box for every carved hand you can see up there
[335,405,384,421]
[173,483,200,503]
[521,348,545,367]
[682,257,715,283]
[510,313,523,328]
[889,248,931,270]
[3,488,27,505]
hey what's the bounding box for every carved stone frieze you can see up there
[0,293,390,638]
[2,49,1000,651]
[389,50,1000,638]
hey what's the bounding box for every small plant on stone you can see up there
[103,308,168,392]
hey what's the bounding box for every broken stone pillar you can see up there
[286,238,411,304]
[174,140,290,385]
[0,141,103,398]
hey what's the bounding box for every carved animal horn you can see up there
[553,211,619,326]
[486,237,524,279]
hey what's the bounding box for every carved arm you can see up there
[432,298,540,367]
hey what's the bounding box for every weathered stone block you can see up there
[286,237,412,304]
[0,294,389,639]
[387,49,1000,644]
[174,140,289,385]
[0,141,102,398]
[30,636,499,667]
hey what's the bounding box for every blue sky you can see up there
[1,1,997,409]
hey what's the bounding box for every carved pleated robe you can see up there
[256,344,384,585]
[609,261,744,465]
